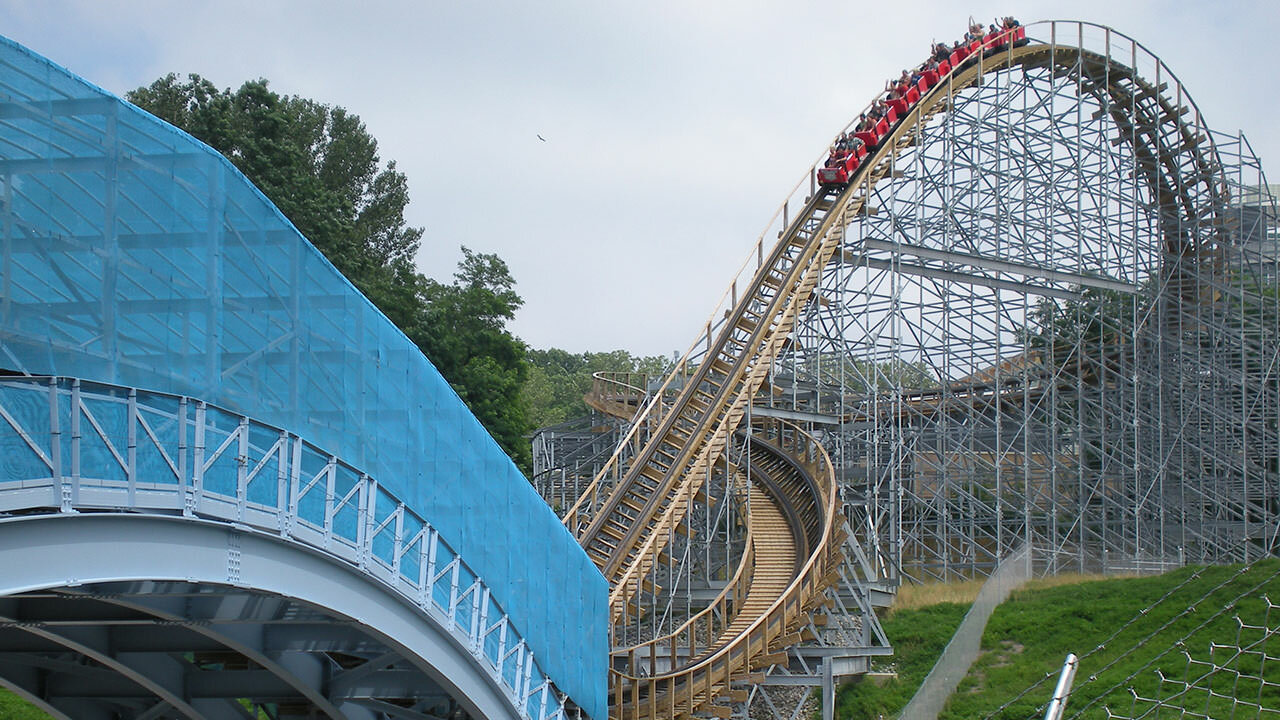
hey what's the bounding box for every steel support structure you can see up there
[532,412,627,516]
[773,23,1279,586]
[0,519,470,720]
[533,20,1279,720]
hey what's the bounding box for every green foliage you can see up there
[524,349,670,429]
[835,562,1280,719]
[782,352,939,395]
[418,248,531,470]
[0,690,278,719]
[833,602,971,719]
[851,357,938,392]
[127,74,423,302]
[128,75,533,468]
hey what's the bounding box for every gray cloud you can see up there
[1,0,1275,355]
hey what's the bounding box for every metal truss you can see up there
[0,375,574,720]
[535,374,759,662]
[772,22,1280,585]
[532,412,627,515]
[0,576,461,720]
[534,20,1280,720]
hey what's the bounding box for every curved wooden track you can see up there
[605,418,840,719]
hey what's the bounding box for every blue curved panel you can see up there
[0,35,605,718]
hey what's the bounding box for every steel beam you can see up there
[0,513,523,720]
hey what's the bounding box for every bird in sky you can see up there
[537,134,546,142]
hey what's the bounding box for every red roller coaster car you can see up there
[818,25,1026,187]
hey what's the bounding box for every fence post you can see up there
[1043,653,1079,720]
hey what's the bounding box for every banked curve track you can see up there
[569,21,1230,720]
[584,378,842,719]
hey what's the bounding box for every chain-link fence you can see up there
[1103,596,1279,719]
[980,561,1280,719]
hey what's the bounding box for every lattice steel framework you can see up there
[535,19,1280,719]
[767,23,1280,583]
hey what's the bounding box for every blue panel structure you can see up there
[0,35,605,719]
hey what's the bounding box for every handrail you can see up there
[565,365,689,532]
[586,373,764,667]
[614,472,757,678]
[590,372,650,397]
[615,428,820,675]
[598,196,851,613]
[0,375,571,720]
[584,372,653,421]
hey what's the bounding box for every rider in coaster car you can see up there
[884,79,903,103]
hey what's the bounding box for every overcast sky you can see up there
[2,1,1277,357]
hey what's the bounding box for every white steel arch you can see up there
[0,376,572,720]
[0,514,513,720]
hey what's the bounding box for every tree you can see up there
[127,74,423,312]
[418,248,532,470]
[128,75,533,469]
[1023,287,1139,379]
[523,348,671,429]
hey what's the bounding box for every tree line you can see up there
[128,74,659,473]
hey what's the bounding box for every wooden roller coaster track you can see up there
[569,26,1227,719]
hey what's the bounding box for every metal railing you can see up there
[0,375,571,720]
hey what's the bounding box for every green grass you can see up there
[942,559,1280,719]
[0,690,275,718]
[0,689,48,719]
[833,600,972,719]
[832,559,1280,719]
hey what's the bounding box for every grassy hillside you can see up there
[943,559,1280,719]
[835,559,1280,719]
